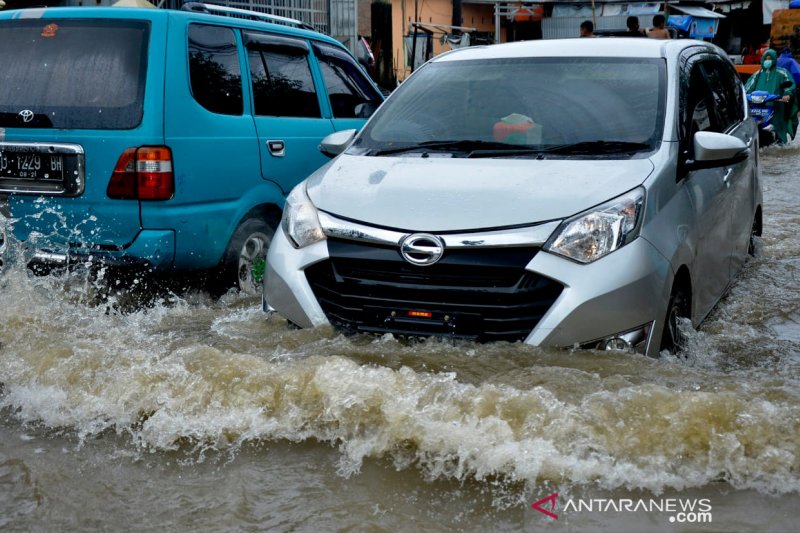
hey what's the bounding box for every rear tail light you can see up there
[107,146,174,201]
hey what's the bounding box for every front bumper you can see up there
[265,225,673,357]
[522,237,671,356]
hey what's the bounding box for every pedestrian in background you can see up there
[646,15,671,39]
[579,20,595,38]
[625,16,645,37]
[777,47,800,105]
[777,47,800,86]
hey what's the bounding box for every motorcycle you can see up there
[747,85,782,146]
[747,90,783,146]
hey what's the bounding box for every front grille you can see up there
[305,238,564,342]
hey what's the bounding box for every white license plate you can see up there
[0,151,64,181]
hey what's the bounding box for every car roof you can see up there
[0,6,346,50]
[431,37,714,62]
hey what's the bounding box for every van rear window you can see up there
[0,19,149,130]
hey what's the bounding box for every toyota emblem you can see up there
[18,110,34,123]
[400,233,445,266]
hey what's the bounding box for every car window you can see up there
[244,31,320,118]
[701,60,742,131]
[722,61,746,122]
[188,23,243,116]
[354,57,666,156]
[689,67,713,132]
[313,42,382,118]
[678,63,715,166]
[0,19,148,129]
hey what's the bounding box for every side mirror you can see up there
[319,129,357,158]
[685,131,749,171]
[354,102,379,119]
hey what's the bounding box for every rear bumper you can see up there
[0,219,6,266]
[26,229,175,272]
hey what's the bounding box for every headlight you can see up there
[750,95,766,104]
[544,187,645,263]
[281,183,325,248]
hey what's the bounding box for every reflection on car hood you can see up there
[306,155,655,232]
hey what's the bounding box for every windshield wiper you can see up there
[370,139,652,157]
[369,140,540,157]
[542,141,652,155]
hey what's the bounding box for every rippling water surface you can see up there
[1,146,799,532]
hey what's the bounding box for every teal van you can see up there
[0,4,382,291]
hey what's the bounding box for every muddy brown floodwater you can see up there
[1,144,799,532]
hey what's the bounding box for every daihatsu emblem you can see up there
[400,233,445,266]
[18,110,34,123]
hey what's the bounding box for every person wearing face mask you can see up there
[745,48,799,144]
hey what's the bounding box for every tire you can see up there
[660,284,690,355]
[748,214,761,257]
[758,128,776,147]
[219,217,276,295]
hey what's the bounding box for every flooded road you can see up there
[1,145,799,531]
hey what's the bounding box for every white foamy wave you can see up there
[1,208,799,497]
[2,320,798,496]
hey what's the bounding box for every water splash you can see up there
[0,148,799,501]
[1,262,798,496]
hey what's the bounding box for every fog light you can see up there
[262,291,276,314]
[580,322,654,355]
[602,337,633,352]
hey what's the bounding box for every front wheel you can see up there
[758,127,777,147]
[220,217,276,295]
[748,212,762,257]
[660,284,690,355]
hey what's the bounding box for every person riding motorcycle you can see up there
[745,48,799,144]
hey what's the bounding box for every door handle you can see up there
[267,140,285,157]
[723,168,733,187]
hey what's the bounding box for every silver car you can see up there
[263,38,760,357]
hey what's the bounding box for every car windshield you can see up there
[351,57,666,158]
[0,19,149,130]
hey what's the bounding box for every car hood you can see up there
[306,155,655,232]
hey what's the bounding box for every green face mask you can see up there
[764,59,774,69]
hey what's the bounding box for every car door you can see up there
[310,41,383,131]
[243,31,334,194]
[679,57,737,320]
[701,58,757,278]
[164,21,262,270]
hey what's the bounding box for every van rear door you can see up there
[0,15,163,253]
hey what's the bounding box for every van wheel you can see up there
[221,217,275,295]
[660,284,690,355]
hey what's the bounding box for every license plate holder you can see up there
[0,142,84,196]
[363,305,483,338]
